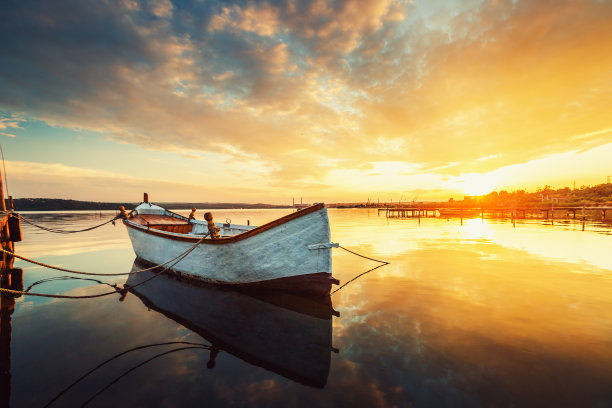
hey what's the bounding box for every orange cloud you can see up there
[2,0,611,201]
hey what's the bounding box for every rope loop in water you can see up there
[17,213,122,234]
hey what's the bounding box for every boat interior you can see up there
[128,213,256,237]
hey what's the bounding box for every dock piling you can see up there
[551,203,555,226]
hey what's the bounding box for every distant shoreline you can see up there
[8,198,293,211]
[8,182,612,211]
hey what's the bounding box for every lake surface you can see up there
[2,209,612,407]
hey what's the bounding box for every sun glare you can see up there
[454,173,499,196]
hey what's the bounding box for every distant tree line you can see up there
[8,198,130,211]
[8,198,291,211]
[445,182,612,208]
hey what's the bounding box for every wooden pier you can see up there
[382,207,438,218]
[378,206,612,221]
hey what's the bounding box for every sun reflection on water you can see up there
[4,209,612,407]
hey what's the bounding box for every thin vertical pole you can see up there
[0,163,5,212]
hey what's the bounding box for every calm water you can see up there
[2,209,612,407]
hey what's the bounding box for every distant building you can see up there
[550,195,571,203]
[292,197,309,209]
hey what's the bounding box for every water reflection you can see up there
[0,277,15,408]
[4,209,612,407]
[126,261,337,388]
[1,257,23,408]
[45,340,212,407]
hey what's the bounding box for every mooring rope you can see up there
[0,230,389,298]
[331,246,390,295]
[44,341,211,408]
[80,345,211,407]
[338,245,390,265]
[331,263,388,295]
[0,234,208,299]
[17,213,121,234]
[0,232,208,277]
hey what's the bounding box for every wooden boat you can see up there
[122,198,339,296]
[126,263,336,388]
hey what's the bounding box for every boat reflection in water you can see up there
[125,260,338,389]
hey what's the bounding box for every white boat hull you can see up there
[123,204,337,295]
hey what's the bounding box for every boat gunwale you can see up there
[123,203,326,245]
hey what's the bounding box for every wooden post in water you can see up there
[0,284,13,408]
[0,165,10,265]
[582,205,586,231]
[0,254,20,408]
[551,202,554,226]
[0,166,5,213]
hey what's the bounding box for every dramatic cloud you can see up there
[208,2,281,36]
[1,0,610,199]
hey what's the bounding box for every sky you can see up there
[0,0,611,204]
